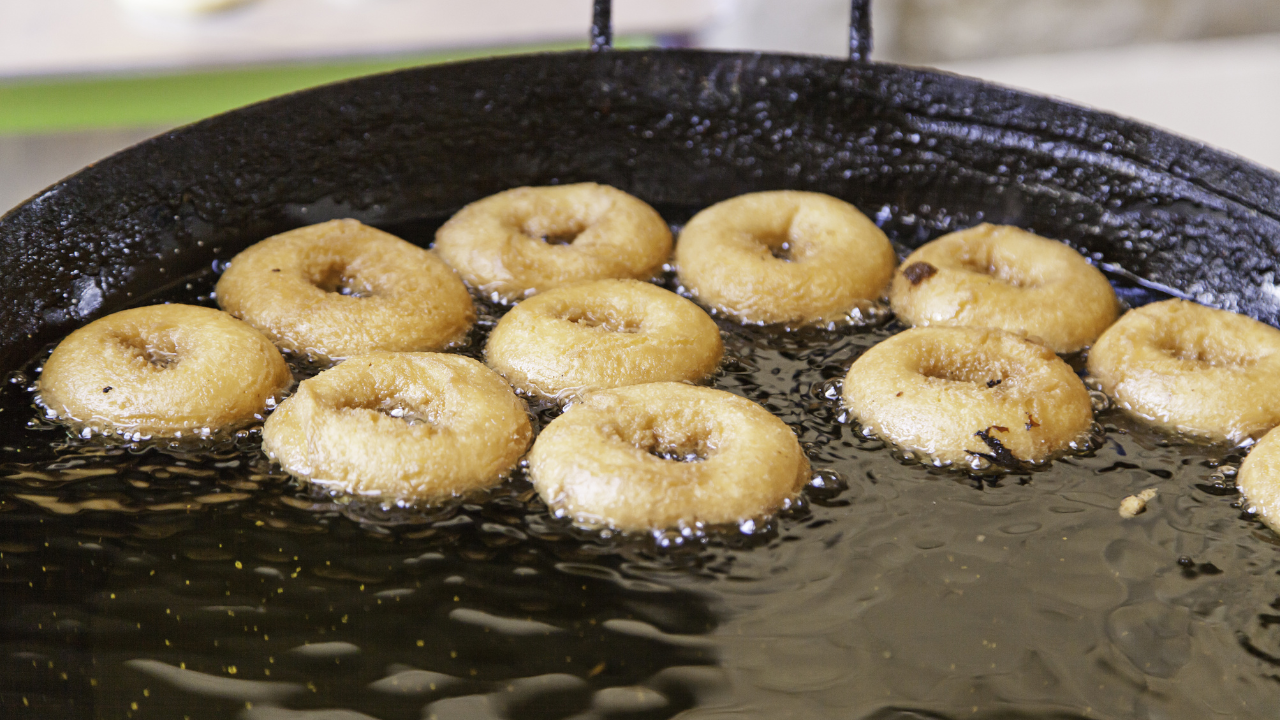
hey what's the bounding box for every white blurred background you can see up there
[2,0,1278,212]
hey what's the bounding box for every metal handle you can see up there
[590,0,874,61]
[849,0,873,62]
[591,0,612,52]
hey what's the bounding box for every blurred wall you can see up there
[890,0,1280,62]
[698,0,1280,62]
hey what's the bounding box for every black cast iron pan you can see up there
[2,1,1278,370]
[2,2,1280,718]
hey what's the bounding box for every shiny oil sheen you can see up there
[0,213,1278,720]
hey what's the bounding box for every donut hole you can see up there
[650,446,707,463]
[603,420,712,463]
[763,234,794,262]
[917,354,1008,389]
[1155,334,1259,370]
[750,211,826,263]
[957,253,1040,289]
[309,262,375,298]
[555,308,641,334]
[345,397,440,425]
[522,217,589,246]
[643,432,711,463]
[337,393,438,429]
[748,226,803,263]
[115,331,181,371]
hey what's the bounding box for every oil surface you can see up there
[1,213,1279,720]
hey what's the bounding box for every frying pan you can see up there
[1,1,1279,718]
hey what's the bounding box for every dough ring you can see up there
[1239,426,1280,535]
[263,352,531,501]
[528,382,810,531]
[1088,299,1280,443]
[485,279,723,400]
[216,219,474,362]
[842,327,1094,466]
[674,191,896,325]
[38,304,291,438]
[889,223,1118,353]
[433,183,672,302]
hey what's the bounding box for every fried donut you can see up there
[889,224,1119,353]
[842,327,1094,465]
[674,191,896,325]
[38,304,291,437]
[216,219,474,361]
[1088,299,1280,442]
[485,279,722,400]
[433,183,672,302]
[528,383,809,531]
[262,352,531,501]
[1238,426,1280,534]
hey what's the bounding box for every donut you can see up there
[262,352,531,501]
[889,224,1118,353]
[673,191,896,325]
[38,304,291,437]
[215,219,474,361]
[1087,299,1280,443]
[527,383,809,531]
[842,327,1094,465]
[433,183,672,302]
[485,279,723,400]
[1238,426,1280,534]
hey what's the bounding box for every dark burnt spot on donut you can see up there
[986,379,1002,388]
[271,268,281,272]
[901,262,937,286]
[972,426,1032,472]
[1026,413,1040,430]
[103,386,112,393]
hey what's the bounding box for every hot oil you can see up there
[1,216,1279,720]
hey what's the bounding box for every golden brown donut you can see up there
[889,224,1118,353]
[216,219,474,361]
[433,183,672,302]
[1238,426,1280,534]
[485,279,723,400]
[1088,299,1280,443]
[528,383,809,531]
[842,327,1094,465]
[38,304,291,437]
[262,352,531,501]
[674,191,896,325]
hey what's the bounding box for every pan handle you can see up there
[591,0,612,52]
[589,0,874,61]
[849,0,873,62]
